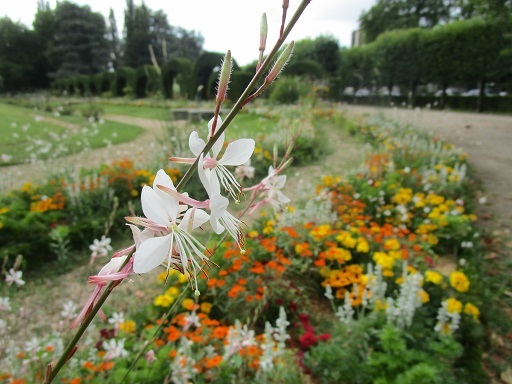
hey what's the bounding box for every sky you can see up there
[2,0,377,66]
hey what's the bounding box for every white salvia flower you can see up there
[5,268,25,286]
[223,320,256,360]
[183,311,201,332]
[0,297,11,311]
[170,337,198,384]
[60,300,78,320]
[103,338,129,360]
[385,267,423,329]
[259,322,276,372]
[434,300,461,334]
[324,284,334,300]
[336,291,354,324]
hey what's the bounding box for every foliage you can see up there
[268,76,312,104]
[52,1,110,80]
[1,105,508,383]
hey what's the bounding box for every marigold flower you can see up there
[425,270,443,285]
[449,271,470,293]
[446,297,463,314]
[463,302,480,320]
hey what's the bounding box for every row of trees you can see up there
[0,0,204,93]
[359,0,512,44]
[338,17,511,111]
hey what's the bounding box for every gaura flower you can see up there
[5,268,25,287]
[244,165,290,214]
[156,156,246,253]
[170,116,255,202]
[125,169,210,294]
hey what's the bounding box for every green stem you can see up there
[46,258,129,383]
[176,0,311,193]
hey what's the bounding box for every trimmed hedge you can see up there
[112,66,136,97]
[161,58,194,99]
[134,65,162,98]
[286,59,326,79]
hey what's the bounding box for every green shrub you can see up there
[269,76,311,104]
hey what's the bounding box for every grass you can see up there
[74,102,176,121]
[0,102,143,166]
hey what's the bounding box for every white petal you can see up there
[198,155,212,198]
[133,235,172,273]
[179,208,210,231]
[277,190,291,204]
[210,193,228,218]
[141,186,169,227]
[275,175,287,189]
[210,216,225,234]
[189,131,206,157]
[219,139,255,166]
[153,169,175,190]
[208,117,225,157]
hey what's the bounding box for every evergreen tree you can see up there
[52,1,109,79]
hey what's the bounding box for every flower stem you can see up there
[46,252,133,383]
[176,0,311,193]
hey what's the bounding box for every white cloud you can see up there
[2,0,376,66]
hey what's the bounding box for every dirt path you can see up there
[0,115,171,191]
[340,105,512,232]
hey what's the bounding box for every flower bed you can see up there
[1,113,498,383]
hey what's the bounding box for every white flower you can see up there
[5,268,25,286]
[0,297,11,311]
[127,170,210,293]
[103,338,129,360]
[60,300,77,319]
[478,196,487,205]
[171,116,255,202]
[324,285,334,300]
[1,154,12,162]
[89,235,113,260]
[108,312,125,329]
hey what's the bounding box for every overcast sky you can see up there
[2,0,377,65]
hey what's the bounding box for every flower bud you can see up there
[266,41,294,84]
[259,13,268,52]
[216,50,232,103]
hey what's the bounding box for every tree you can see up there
[32,0,56,88]
[287,35,340,76]
[359,0,456,43]
[107,8,121,70]
[123,2,204,68]
[0,17,43,92]
[52,1,109,79]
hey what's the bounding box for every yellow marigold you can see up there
[418,290,430,303]
[450,271,470,293]
[157,272,168,283]
[0,207,9,215]
[373,252,394,270]
[463,302,480,320]
[384,238,401,251]
[310,224,332,240]
[356,238,369,253]
[154,295,174,307]
[130,189,139,197]
[248,230,259,238]
[446,298,463,314]
[200,302,212,314]
[119,320,136,333]
[166,286,180,297]
[182,298,195,311]
[425,270,443,285]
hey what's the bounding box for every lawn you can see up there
[0,102,143,166]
